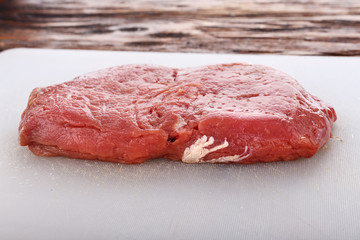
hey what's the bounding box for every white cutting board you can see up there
[0,48,359,240]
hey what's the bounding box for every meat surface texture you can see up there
[19,63,337,164]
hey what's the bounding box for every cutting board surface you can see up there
[0,48,359,239]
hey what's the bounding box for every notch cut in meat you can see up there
[19,63,337,164]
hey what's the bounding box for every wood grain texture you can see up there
[0,0,359,55]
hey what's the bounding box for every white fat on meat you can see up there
[173,115,187,131]
[182,135,250,163]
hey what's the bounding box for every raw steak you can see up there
[19,63,336,164]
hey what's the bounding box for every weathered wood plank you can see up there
[0,0,359,55]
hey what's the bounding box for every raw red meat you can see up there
[19,63,336,164]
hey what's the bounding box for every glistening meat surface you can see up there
[19,63,336,164]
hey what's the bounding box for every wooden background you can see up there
[0,0,359,55]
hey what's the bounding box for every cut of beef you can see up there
[19,63,337,164]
